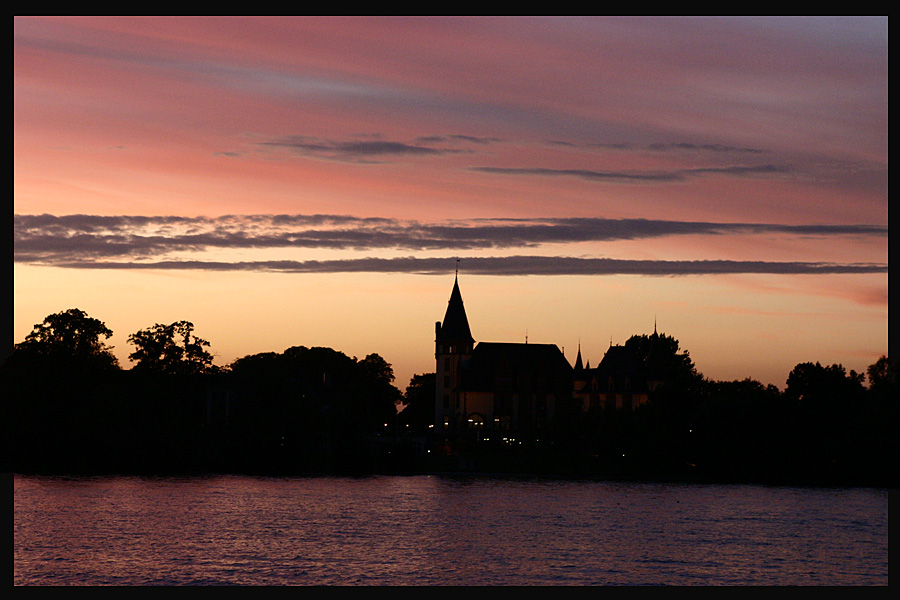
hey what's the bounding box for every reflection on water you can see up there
[14,475,888,585]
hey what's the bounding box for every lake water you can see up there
[14,474,889,585]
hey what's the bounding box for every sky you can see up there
[13,16,888,390]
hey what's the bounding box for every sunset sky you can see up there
[13,16,888,390]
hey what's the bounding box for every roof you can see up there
[436,276,474,343]
[590,345,650,393]
[459,342,573,393]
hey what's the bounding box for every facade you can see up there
[572,344,660,412]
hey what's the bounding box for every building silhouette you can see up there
[572,342,661,412]
[434,275,573,435]
[434,275,664,436]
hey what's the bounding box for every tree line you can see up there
[3,309,401,474]
[396,333,896,486]
[3,308,896,485]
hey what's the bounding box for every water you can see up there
[14,474,889,585]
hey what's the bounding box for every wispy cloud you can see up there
[471,164,789,184]
[39,255,887,277]
[14,214,887,277]
[259,135,471,163]
[255,132,792,177]
[548,140,769,155]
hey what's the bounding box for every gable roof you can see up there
[591,345,650,393]
[460,342,573,392]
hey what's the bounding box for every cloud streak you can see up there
[260,135,470,163]
[37,256,887,276]
[14,214,887,277]
[14,214,886,261]
[471,164,789,184]
[256,133,794,180]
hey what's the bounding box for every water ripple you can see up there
[14,475,889,586]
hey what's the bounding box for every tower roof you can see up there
[437,276,474,343]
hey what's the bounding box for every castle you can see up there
[434,275,660,435]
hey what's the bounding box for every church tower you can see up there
[434,274,474,431]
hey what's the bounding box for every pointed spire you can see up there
[574,342,584,371]
[437,274,474,343]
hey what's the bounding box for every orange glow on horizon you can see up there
[13,17,887,391]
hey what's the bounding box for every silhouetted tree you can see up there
[866,355,896,395]
[782,361,875,483]
[358,352,403,427]
[2,309,122,473]
[686,378,787,481]
[622,332,704,457]
[863,355,896,433]
[128,320,215,375]
[862,355,899,485]
[8,308,119,371]
[624,331,700,388]
[400,372,436,432]
[223,350,319,470]
[223,346,404,472]
[785,361,866,407]
[359,353,395,386]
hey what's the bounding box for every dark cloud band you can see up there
[34,256,887,276]
[470,164,788,183]
[14,214,886,277]
[14,214,887,261]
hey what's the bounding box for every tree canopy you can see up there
[866,355,897,396]
[9,308,119,371]
[623,331,700,389]
[128,320,215,375]
[399,372,436,432]
[785,361,866,404]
